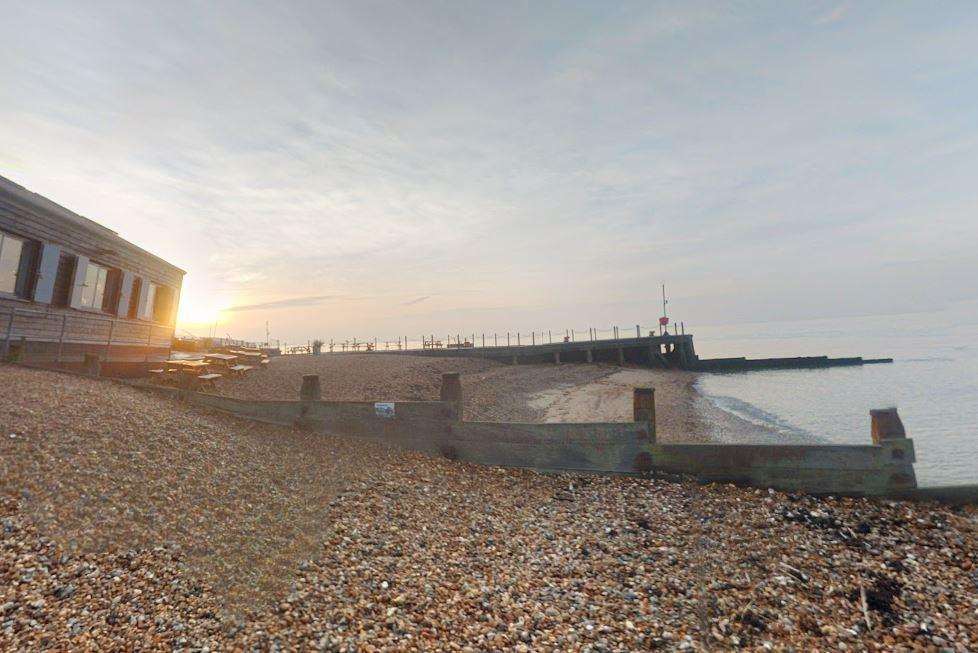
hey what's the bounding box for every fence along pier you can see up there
[381,333,891,372]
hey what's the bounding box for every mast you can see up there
[661,283,668,335]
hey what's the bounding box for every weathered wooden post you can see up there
[300,374,322,401]
[56,314,67,366]
[870,407,906,443]
[633,388,656,443]
[2,309,15,360]
[440,372,463,420]
[9,337,26,363]
[103,318,116,364]
[869,407,918,492]
[83,353,101,377]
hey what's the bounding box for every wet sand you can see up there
[211,354,779,443]
[524,368,785,444]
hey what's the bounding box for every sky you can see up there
[2,1,976,346]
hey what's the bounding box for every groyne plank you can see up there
[126,381,922,498]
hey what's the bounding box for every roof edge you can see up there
[0,174,186,275]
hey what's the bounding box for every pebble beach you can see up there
[2,362,977,650]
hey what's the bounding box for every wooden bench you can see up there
[259,359,270,367]
[228,364,254,376]
[196,373,222,390]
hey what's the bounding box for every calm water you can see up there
[692,301,978,487]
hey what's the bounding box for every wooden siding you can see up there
[0,176,184,357]
[0,193,182,289]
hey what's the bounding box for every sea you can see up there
[691,300,978,488]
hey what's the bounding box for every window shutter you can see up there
[135,276,150,319]
[169,286,181,325]
[68,255,90,309]
[116,270,134,316]
[33,243,61,303]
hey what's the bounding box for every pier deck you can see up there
[381,334,892,372]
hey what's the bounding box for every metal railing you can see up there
[284,321,688,354]
[1,305,175,363]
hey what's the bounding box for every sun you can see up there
[175,279,225,330]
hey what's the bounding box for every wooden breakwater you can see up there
[379,333,891,373]
[120,372,968,500]
[692,355,894,372]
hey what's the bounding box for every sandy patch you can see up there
[209,354,781,443]
[527,368,784,443]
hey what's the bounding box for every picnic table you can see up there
[230,350,269,369]
[230,350,263,360]
[159,359,220,390]
[165,359,210,372]
[228,364,254,376]
[204,353,238,364]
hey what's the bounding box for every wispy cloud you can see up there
[815,3,851,25]
[226,295,346,312]
[2,2,976,340]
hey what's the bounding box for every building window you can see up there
[0,232,24,294]
[51,253,76,308]
[139,281,157,320]
[0,231,27,296]
[153,284,175,323]
[78,262,109,310]
[101,268,122,314]
[128,277,142,319]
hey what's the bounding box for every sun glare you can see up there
[176,280,225,330]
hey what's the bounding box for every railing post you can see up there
[440,372,463,420]
[83,352,101,377]
[2,309,15,360]
[633,388,656,443]
[56,314,67,366]
[104,318,116,363]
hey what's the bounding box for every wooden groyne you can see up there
[122,372,978,501]
[382,333,891,373]
[692,355,894,372]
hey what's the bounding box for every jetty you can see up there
[387,333,892,372]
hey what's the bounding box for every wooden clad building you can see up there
[0,175,184,374]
